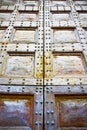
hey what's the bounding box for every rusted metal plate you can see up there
[0,94,34,129]
[45,86,87,130]
[55,95,87,129]
[0,85,43,130]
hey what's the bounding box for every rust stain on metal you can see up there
[55,95,87,128]
[45,52,53,79]
[0,95,34,129]
[36,55,43,78]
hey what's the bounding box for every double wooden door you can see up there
[0,0,87,129]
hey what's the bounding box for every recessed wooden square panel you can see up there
[55,95,87,129]
[0,94,34,129]
[53,29,78,43]
[4,53,35,77]
[1,0,17,5]
[13,29,37,43]
[53,53,86,76]
[74,0,87,5]
[16,13,38,21]
[0,30,5,39]
[23,0,38,6]
[52,0,67,6]
[79,13,87,26]
[0,13,11,21]
[52,13,70,22]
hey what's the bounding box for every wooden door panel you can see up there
[0,0,87,130]
[0,0,43,85]
[53,29,78,43]
[45,86,87,130]
[1,0,17,5]
[0,94,34,129]
[16,13,38,22]
[53,52,86,77]
[0,13,11,21]
[13,29,37,43]
[0,85,43,130]
[55,95,87,129]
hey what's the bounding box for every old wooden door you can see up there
[0,0,87,130]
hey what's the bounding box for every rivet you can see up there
[51,101,53,104]
[40,102,43,104]
[35,122,38,125]
[81,86,83,89]
[51,121,55,125]
[39,112,42,115]
[7,89,10,92]
[39,121,42,125]
[82,89,84,92]
[47,121,49,125]
[35,112,38,115]
[51,111,54,114]
[8,87,10,89]
[36,101,38,104]
[47,110,50,114]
